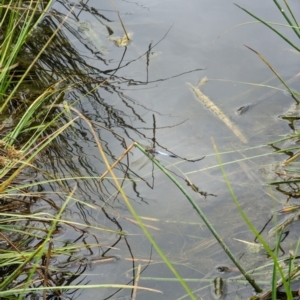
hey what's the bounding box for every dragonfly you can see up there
[131,145,178,170]
[131,115,204,170]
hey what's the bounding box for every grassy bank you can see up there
[1,1,300,299]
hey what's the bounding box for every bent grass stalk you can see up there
[59,109,197,299]
[212,138,293,299]
[134,142,262,293]
[244,45,300,104]
[99,152,197,299]
[235,3,300,53]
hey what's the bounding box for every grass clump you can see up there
[0,1,84,297]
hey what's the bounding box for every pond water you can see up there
[33,0,300,299]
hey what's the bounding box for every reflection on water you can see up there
[18,0,300,299]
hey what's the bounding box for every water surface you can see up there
[34,1,300,299]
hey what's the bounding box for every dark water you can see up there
[29,0,300,299]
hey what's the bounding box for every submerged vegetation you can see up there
[1,0,300,299]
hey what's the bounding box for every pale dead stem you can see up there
[132,264,141,300]
[187,79,248,144]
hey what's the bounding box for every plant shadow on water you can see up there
[2,0,300,299]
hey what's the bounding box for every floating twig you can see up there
[132,264,142,300]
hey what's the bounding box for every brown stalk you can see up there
[99,143,134,181]
[132,264,142,300]
[43,237,53,300]
[244,45,300,104]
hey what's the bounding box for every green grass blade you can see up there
[274,0,300,39]
[97,149,197,298]
[272,231,283,300]
[283,0,300,30]
[235,3,300,53]
[135,142,262,293]
[212,139,293,299]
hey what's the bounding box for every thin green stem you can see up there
[135,142,263,293]
[273,0,300,39]
[283,0,300,29]
[212,139,293,298]
[235,3,300,53]
[95,144,197,299]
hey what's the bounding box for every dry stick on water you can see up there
[99,143,135,181]
[212,139,296,297]
[132,264,142,300]
[283,151,300,166]
[187,80,248,144]
[235,3,300,53]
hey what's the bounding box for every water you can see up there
[27,1,300,299]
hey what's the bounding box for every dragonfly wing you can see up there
[138,158,152,170]
[131,153,155,170]
[131,156,147,168]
